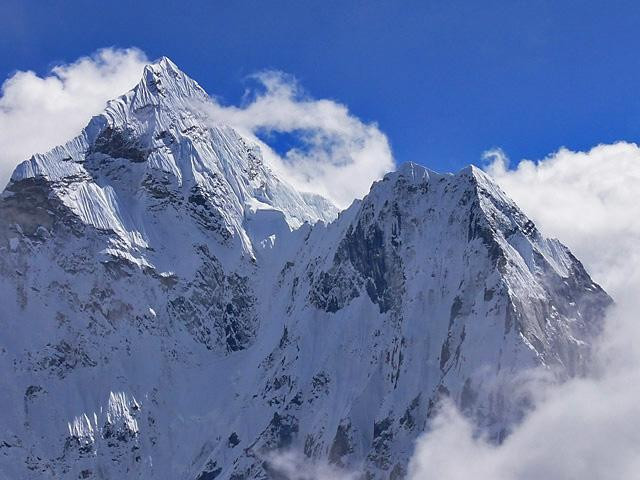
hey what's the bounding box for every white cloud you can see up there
[0,47,148,189]
[199,71,395,207]
[485,143,640,300]
[408,143,640,480]
[264,451,359,480]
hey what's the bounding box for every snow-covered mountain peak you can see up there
[144,55,193,85]
[384,161,438,183]
[128,55,209,110]
[7,56,207,184]
[371,161,501,219]
[393,161,430,180]
[381,161,491,192]
[0,61,612,480]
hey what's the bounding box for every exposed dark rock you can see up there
[92,127,149,163]
[228,432,240,448]
[329,422,353,465]
[196,460,222,480]
[168,246,257,353]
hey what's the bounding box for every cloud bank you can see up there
[200,71,394,207]
[407,143,640,480]
[484,143,640,299]
[0,48,148,189]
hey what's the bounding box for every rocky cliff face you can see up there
[0,58,610,480]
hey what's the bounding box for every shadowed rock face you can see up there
[0,177,85,238]
[310,198,406,315]
[168,246,258,353]
[92,126,150,163]
[335,216,404,314]
[0,58,611,480]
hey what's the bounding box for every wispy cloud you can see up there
[199,71,394,207]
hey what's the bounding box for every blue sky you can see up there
[2,0,640,173]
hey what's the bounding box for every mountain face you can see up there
[0,58,610,480]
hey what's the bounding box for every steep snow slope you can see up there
[0,58,610,480]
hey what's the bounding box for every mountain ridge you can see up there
[0,57,610,480]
